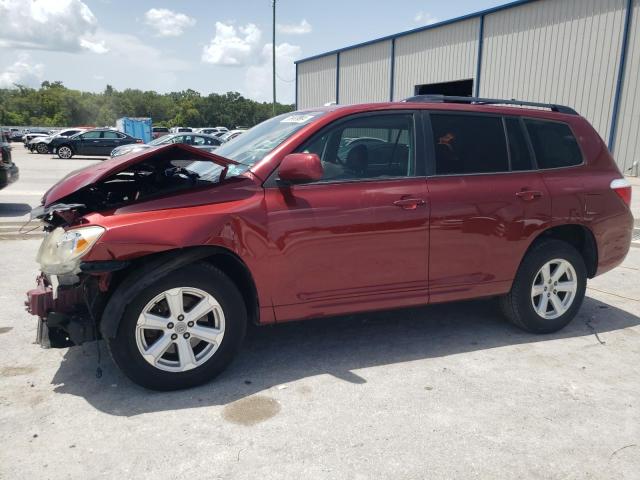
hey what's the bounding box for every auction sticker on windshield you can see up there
[280,114,319,123]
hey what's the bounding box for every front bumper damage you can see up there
[25,274,97,348]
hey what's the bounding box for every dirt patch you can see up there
[1,366,36,377]
[0,327,13,334]
[222,395,281,426]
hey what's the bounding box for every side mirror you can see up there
[278,153,323,183]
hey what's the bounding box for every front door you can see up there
[264,112,430,322]
[75,130,102,155]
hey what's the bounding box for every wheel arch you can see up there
[524,224,598,278]
[100,245,259,339]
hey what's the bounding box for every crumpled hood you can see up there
[42,143,239,207]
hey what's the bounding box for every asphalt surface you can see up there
[0,145,639,479]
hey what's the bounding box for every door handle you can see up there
[516,190,543,201]
[393,198,426,210]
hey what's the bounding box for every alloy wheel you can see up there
[135,287,225,372]
[58,146,72,159]
[36,143,48,154]
[531,258,578,320]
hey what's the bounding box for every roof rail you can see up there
[401,95,578,115]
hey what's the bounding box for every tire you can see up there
[57,145,73,159]
[36,143,49,154]
[107,263,247,390]
[500,239,587,334]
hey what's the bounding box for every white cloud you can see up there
[277,19,312,35]
[79,38,109,54]
[0,54,45,88]
[414,12,440,25]
[245,42,301,103]
[0,0,106,53]
[201,22,262,66]
[144,8,196,37]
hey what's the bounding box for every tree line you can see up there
[0,81,295,128]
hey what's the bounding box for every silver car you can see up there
[111,133,224,157]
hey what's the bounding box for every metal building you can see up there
[294,0,639,175]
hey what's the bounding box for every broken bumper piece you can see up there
[25,275,96,348]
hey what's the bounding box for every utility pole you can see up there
[272,0,277,116]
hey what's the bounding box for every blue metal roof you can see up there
[294,0,539,64]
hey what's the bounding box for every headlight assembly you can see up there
[36,226,105,275]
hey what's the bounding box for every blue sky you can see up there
[0,0,506,103]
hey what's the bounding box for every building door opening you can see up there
[415,79,473,96]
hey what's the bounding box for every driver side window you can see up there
[297,113,415,182]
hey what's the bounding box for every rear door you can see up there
[98,131,130,155]
[264,111,430,321]
[425,112,551,303]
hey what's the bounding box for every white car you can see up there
[196,127,229,135]
[29,128,86,154]
[219,129,246,142]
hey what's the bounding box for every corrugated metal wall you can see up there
[393,18,480,100]
[480,0,627,141]
[297,54,337,109]
[339,40,391,104]
[612,0,640,175]
[295,0,637,174]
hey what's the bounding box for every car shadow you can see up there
[0,203,32,217]
[51,296,639,416]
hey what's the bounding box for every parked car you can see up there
[152,127,170,139]
[47,129,141,159]
[0,140,18,189]
[9,128,24,142]
[23,132,49,147]
[111,132,224,157]
[29,128,86,154]
[196,127,228,135]
[218,129,246,142]
[170,127,193,133]
[26,96,633,390]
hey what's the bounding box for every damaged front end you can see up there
[25,143,241,348]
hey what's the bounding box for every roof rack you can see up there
[401,95,578,115]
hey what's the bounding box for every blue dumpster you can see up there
[116,117,152,144]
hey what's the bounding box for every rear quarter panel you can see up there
[539,117,633,276]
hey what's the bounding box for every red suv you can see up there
[26,96,633,390]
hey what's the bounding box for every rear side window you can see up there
[505,118,533,171]
[431,114,509,175]
[524,119,582,169]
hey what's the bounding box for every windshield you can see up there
[214,112,325,166]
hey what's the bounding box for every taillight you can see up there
[610,178,632,207]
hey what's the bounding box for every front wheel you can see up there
[107,263,247,390]
[57,145,73,159]
[500,239,587,334]
[36,143,49,154]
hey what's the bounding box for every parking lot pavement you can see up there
[0,146,638,479]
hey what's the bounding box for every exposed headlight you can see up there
[36,226,105,275]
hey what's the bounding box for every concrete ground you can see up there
[0,146,639,479]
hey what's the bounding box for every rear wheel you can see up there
[57,145,73,159]
[500,239,587,334]
[107,263,247,390]
[36,143,49,154]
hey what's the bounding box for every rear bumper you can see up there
[593,209,634,277]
